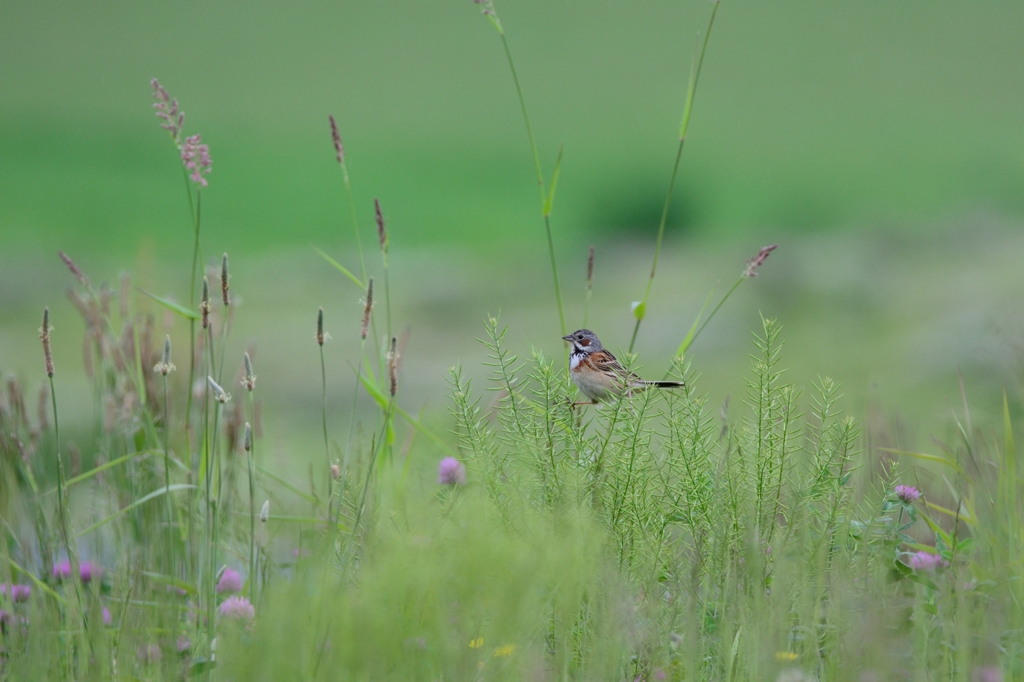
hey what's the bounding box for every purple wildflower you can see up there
[908,551,947,571]
[52,560,72,581]
[53,560,102,583]
[216,567,243,594]
[219,595,255,622]
[78,561,101,584]
[181,134,212,187]
[102,606,112,626]
[437,457,467,486]
[0,584,31,602]
[894,485,920,503]
[151,78,185,144]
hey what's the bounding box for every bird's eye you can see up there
[576,334,584,340]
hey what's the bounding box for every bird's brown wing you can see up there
[589,349,642,386]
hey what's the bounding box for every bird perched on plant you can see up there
[562,329,684,405]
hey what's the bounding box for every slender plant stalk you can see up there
[320,343,332,512]
[247,396,256,604]
[162,375,173,570]
[476,6,566,336]
[49,374,88,633]
[185,187,202,430]
[628,1,720,353]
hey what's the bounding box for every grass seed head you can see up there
[388,336,398,396]
[243,422,252,452]
[330,463,341,480]
[374,198,387,252]
[155,335,176,376]
[242,351,256,391]
[208,377,230,404]
[316,307,327,346]
[361,278,374,340]
[743,244,778,278]
[221,253,230,306]
[587,245,595,289]
[259,500,270,523]
[181,134,212,187]
[151,78,184,144]
[329,115,345,166]
[58,250,89,288]
[40,308,54,377]
[201,277,211,329]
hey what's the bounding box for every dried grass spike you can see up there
[361,278,374,340]
[40,308,54,377]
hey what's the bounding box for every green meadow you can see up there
[1,0,1024,678]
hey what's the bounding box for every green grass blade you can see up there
[76,484,195,537]
[256,465,318,505]
[542,143,564,217]
[877,447,964,475]
[676,286,716,357]
[137,289,199,320]
[7,557,65,605]
[314,246,365,289]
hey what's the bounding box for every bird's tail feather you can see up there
[644,380,685,389]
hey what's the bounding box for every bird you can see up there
[562,329,684,405]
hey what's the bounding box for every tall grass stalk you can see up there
[242,352,257,603]
[628,0,720,353]
[330,114,368,284]
[474,1,566,336]
[185,189,202,432]
[41,309,88,635]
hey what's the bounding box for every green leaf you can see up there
[1005,388,1015,462]
[919,511,952,548]
[7,557,65,605]
[256,465,318,504]
[924,500,975,526]
[676,287,716,357]
[142,571,197,596]
[542,144,564,217]
[877,447,964,475]
[189,659,216,677]
[314,247,364,289]
[77,484,195,537]
[137,289,199,320]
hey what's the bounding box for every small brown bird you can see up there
[562,329,684,404]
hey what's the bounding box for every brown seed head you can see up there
[329,115,345,166]
[58,250,89,287]
[361,278,374,340]
[387,336,398,397]
[330,463,341,480]
[316,307,326,346]
[587,245,595,289]
[243,422,252,452]
[743,244,778,278]
[40,308,54,378]
[201,277,211,329]
[221,253,230,306]
[374,198,387,252]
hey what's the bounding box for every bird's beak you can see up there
[562,334,573,342]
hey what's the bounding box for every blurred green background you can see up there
[2,0,1024,458]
